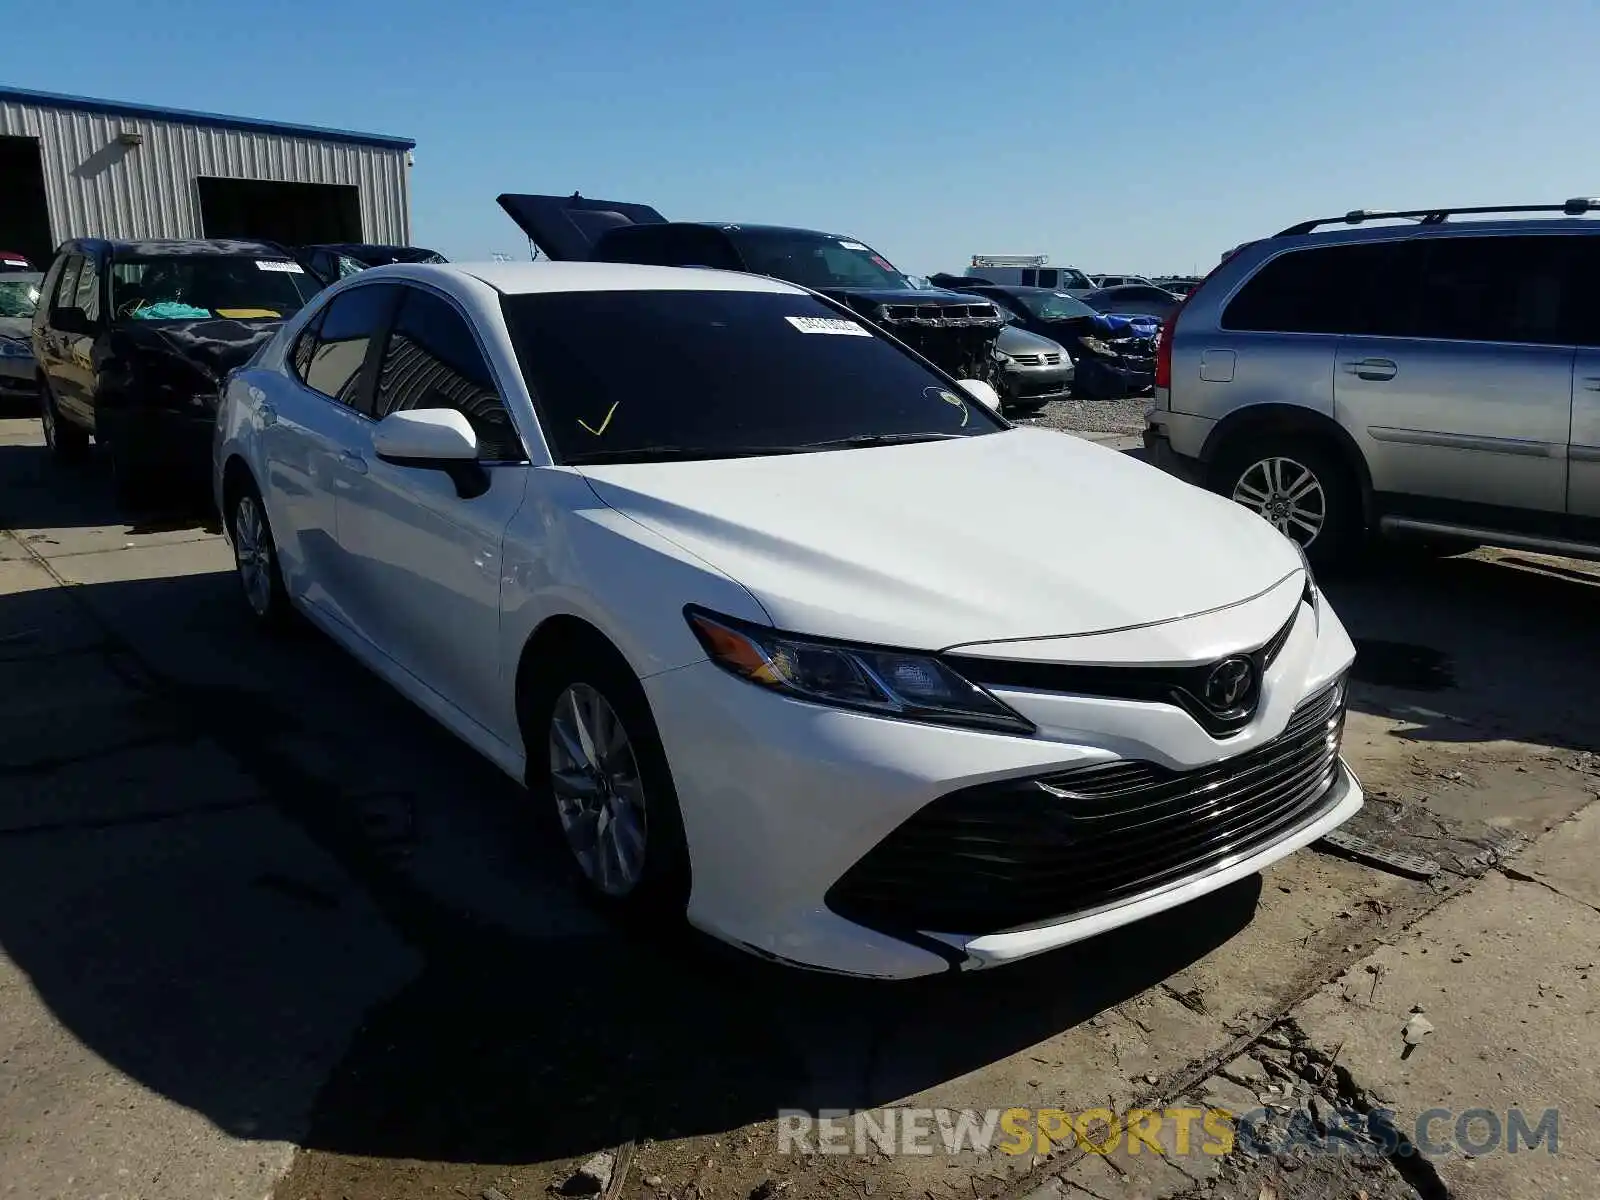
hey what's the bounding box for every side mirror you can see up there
[373,407,478,463]
[373,408,489,499]
[955,378,1001,410]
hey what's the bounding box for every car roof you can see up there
[371,260,812,296]
[1273,216,1600,250]
[67,237,293,260]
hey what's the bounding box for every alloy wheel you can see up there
[1231,456,1326,546]
[232,494,274,616]
[548,682,648,896]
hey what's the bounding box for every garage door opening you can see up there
[0,136,54,267]
[197,177,362,246]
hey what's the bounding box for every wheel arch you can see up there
[220,453,256,524]
[513,613,642,764]
[1199,403,1374,528]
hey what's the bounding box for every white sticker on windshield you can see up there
[785,316,872,336]
[837,241,868,251]
[255,260,305,273]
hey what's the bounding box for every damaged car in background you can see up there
[497,192,1005,384]
[31,237,318,505]
[935,277,1158,399]
[992,320,1073,413]
[0,270,43,406]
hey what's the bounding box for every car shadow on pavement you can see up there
[0,442,219,537]
[0,566,1262,1170]
[1327,549,1600,751]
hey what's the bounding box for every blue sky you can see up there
[8,0,1596,275]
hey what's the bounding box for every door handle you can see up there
[339,449,368,475]
[1584,376,1600,392]
[1345,358,1398,381]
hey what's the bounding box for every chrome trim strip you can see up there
[1569,443,1600,464]
[1366,425,1559,457]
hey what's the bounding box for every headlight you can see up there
[993,348,1014,364]
[0,339,29,358]
[685,608,1034,734]
[1078,336,1115,357]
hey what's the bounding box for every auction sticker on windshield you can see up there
[785,316,872,336]
[255,260,305,273]
[837,241,869,251]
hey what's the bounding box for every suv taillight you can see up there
[1154,256,1232,390]
[1154,308,1178,390]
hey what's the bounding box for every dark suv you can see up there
[497,193,1004,384]
[32,237,317,503]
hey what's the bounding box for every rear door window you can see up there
[73,257,102,324]
[1409,235,1574,345]
[300,283,397,406]
[1221,241,1417,335]
[52,256,83,315]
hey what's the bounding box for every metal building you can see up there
[0,86,415,267]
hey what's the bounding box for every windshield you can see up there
[1023,291,1098,320]
[724,228,913,291]
[0,276,41,318]
[109,256,316,321]
[1054,268,1093,289]
[500,290,1005,464]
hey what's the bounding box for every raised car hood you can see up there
[498,192,668,261]
[575,428,1301,651]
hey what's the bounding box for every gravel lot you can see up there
[1016,393,1151,436]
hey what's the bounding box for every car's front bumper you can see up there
[643,586,1362,979]
[1001,360,1075,401]
[0,354,36,393]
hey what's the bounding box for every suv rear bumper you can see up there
[1143,424,1206,485]
[1143,406,1217,485]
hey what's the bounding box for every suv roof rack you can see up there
[1276,198,1600,237]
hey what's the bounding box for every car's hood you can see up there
[997,325,1067,355]
[0,317,32,343]
[575,428,1302,650]
[112,317,283,383]
[824,284,992,307]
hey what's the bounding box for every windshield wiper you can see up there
[562,444,810,465]
[797,432,968,451]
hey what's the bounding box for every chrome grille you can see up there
[825,680,1348,937]
[1011,353,1043,366]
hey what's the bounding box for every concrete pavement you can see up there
[2,412,1600,1200]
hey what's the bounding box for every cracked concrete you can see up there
[2,414,1599,1200]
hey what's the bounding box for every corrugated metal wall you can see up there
[0,99,410,247]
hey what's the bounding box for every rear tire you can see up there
[521,635,689,920]
[38,379,88,462]
[1211,436,1361,568]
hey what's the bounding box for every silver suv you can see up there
[1144,198,1600,565]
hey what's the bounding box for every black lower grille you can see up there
[826,681,1348,937]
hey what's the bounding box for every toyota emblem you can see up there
[1203,656,1256,711]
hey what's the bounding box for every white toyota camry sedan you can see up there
[213,260,1362,980]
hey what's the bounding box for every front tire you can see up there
[39,379,88,462]
[522,638,689,918]
[227,479,291,627]
[1212,437,1361,568]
